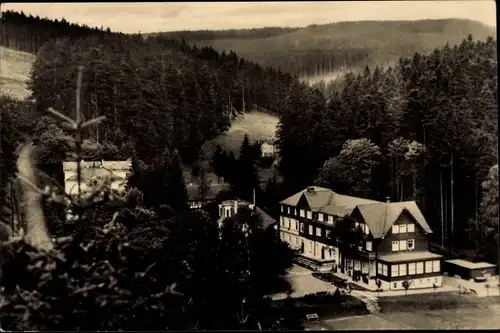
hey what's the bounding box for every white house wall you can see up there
[380,275,443,291]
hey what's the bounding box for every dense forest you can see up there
[157,19,495,82]
[277,35,498,261]
[0,10,114,53]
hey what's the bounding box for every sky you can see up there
[2,1,496,34]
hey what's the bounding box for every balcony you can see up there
[351,247,376,260]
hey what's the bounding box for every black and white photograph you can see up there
[0,1,498,330]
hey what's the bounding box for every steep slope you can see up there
[154,19,496,81]
[0,46,35,100]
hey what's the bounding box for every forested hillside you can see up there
[277,35,498,260]
[154,19,495,90]
[1,10,312,166]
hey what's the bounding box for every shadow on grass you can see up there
[271,292,369,320]
[378,292,500,313]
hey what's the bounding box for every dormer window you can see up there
[300,209,305,217]
[318,213,324,221]
[306,211,312,219]
[392,225,399,234]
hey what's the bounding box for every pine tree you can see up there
[211,144,227,183]
[164,149,189,214]
[233,134,259,201]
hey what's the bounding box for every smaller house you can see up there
[444,259,497,280]
[187,183,230,210]
[218,198,277,231]
[261,138,279,158]
[63,159,131,195]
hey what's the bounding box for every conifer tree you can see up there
[233,134,259,202]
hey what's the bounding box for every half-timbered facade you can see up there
[279,186,442,290]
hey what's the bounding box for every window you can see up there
[407,223,415,232]
[391,265,399,277]
[393,282,398,289]
[328,215,334,224]
[365,225,370,235]
[307,211,312,219]
[300,223,304,232]
[399,240,407,251]
[392,225,399,234]
[408,262,416,275]
[287,206,290,214]
[399,224,407,233]
[378,263,388,276]
[316,227,321,236]
[308,225,313,235]
[281,205,284,213]
[326,230,331,238]
[392,241,400,251]
[300,209,305,217]
[399,264,407,276]
[296,221,299,230]
[416,262,424,274]
[280,216,284,226]
[318,213,324,221]
[425,261,433,273]
[295,208,298,215]
[408,239,415,250]
[309,241,313,253]
[366,241,372,251]
[432,260,441,273]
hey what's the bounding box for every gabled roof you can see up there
[254,206,277,230]
[279,186,433,239]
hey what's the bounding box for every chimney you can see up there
[386,196,391,203]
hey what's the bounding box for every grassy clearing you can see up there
[0,46,35,100]
[209,111,279,157]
